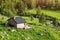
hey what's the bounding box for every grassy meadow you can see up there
[0,0,60,40]
[0,11,60,40]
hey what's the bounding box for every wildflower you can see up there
[11,29,16,32]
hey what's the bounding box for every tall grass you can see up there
[0,0,60,17]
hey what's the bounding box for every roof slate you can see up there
[14,16,26,24]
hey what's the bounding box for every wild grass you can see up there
[42,10,60,20]
[0,15,60,40]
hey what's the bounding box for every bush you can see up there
[38,13,46,23]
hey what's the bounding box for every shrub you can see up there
[38,13,46,23]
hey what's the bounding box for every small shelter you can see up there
[5,16,30,29]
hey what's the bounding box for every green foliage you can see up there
[53,18,58,26]
[41,9,60,20]
[38,13,46,23]
[0,0,17,17]
[0,0,60,40]
[0,0,60,17]
[15,0,25,16]
[36,6,41,18]
[0,15,60,40]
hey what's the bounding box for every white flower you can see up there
[11,29,16,32]
[4,31,7,35]
[7,34,9,37]
[2,36,4,38]
[25,37,30,40]
[41,33,44,36]
[21,34,24,37]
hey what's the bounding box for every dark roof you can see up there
[14,16,26,24]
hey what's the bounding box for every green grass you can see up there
[42,10,60,20]
[0,23,60,40]
[0,15,60,40]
